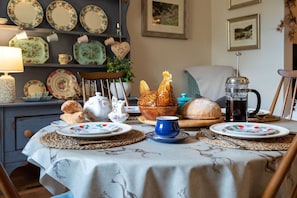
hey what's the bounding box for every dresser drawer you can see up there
[16,115,60,150]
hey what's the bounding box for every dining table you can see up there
[22,116,297,198]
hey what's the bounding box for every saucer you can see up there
[146,131,189,143]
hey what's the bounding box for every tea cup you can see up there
[155,116,180,138]
[47,32,59,42]
[77,35,88,43]
[58,54,72,64]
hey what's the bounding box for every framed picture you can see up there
[229,0,261,10]
[141,0,187,39]
[227,14,260,51]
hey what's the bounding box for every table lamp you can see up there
[0,46,24,103]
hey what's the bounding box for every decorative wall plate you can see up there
[23,80,46,96]
[46,69,79,99]
[7,0,44,28]
[46,0,78,31]
[73,40,106,65]
[79,5,108,34]
[9,36,49,64]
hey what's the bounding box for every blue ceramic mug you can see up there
[155,116,180,138]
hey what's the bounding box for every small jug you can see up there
[83,92,112,121]
[108,96,129,123]
[225,76,261,122]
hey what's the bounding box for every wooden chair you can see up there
[0,162,52,198]
[269,69,297,119]
[262,134,297,198]
[78,71,129,106]
[263,69,297,197]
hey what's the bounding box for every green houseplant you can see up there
[107,56,134,82]
[107,56,135,99]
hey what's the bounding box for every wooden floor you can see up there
[8,164,52,197]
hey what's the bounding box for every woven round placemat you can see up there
[197,131,294,151]
[40,130,146,150]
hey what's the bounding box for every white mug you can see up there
[15,31,28,40]
[77,35,88,43]
[58,54,72,64]
[47,33,59,42]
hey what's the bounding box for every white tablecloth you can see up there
[22,120,297,198]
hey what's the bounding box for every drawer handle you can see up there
[24,130,33,138]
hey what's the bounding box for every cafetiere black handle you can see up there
[247,89,261,118]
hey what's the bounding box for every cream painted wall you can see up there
[211,0,285,114]
[127,0,211,97]
[127,0,287,115]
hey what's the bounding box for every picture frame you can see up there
[227,14,260,51]
[228,0,261,10]
[141,0,187,39]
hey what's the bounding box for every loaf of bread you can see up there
[181,98,221,119]
[61,100,83,114]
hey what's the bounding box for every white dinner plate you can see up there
[210,122,290,139]
[56,122,132,138]
[223,123,277,136]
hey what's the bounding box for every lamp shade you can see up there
[0,46,23,73]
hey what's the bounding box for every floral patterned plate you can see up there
[9,36,49,64]
[7,0,44,28]
[210,122,290,139]
[79,5,108,34]
[223,123,277,136]
[46,0,78,31]
[46,69,79,99]
[23,80,46,96]
[56,122,132,137]
[73,40,106,65]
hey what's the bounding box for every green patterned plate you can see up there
[9,36,49,64]
[73,40,106,65]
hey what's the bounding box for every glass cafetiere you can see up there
[225,76,261,122]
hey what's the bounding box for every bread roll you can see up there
[60,111,85,125]
[61,100,83,114]
[181,98,221,119]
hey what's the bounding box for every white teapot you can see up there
[83,92,112,121]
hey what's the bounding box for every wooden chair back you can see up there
[263,69,297,197]
[78,71,129,106]
[269,69,297,119]
[262,134,297,198]
[0,163,21,198]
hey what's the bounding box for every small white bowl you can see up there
[0,18,8,25]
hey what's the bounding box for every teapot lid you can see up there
[226,76,249,85]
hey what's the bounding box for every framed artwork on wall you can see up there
[227,14,260,51]
[228,0,261,10]
[141,0,187,39]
